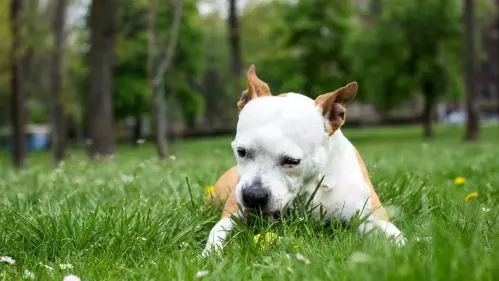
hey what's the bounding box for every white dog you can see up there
[203,65,405,255]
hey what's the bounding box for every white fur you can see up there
[203,93,405,255]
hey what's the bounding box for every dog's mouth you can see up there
[243,208,282,221]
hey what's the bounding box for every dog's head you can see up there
[233,65,358,214]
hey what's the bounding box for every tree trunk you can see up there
[10,0,26,168]
[422,82,436,139]
[89,0,116,159]
[153,63,167,158]
[464,0,480,141]
[148,0,184,159]
[369,0,382,16]
[132,115,143,146]
[50,0,67,164]
[228,0,243,92]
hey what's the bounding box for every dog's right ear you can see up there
[237,65,272,110]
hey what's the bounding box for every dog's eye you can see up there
[236,147,247,158]
[280,156,301,167]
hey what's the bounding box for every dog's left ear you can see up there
[315,82,358,135]
[237,65,272,110]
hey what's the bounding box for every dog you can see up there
[203,65,405,255]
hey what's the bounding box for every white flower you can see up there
[0,256,16,265]
[196,270,209,278]
[295,253,311,264]
[347,251,371,265]
[59,263,74,270]
[23,270,35,280]
[482,207,491,213]
[120,175,134,184]
[415,236,432,242]
[169,155,177,161]
[38,263,54,273]
[63,275,81,281]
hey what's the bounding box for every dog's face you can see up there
[233,65,358,214]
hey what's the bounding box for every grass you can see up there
[1,124,498,280]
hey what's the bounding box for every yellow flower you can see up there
[253,232,279,249]
[454,177,466,185]
[204,185,215,194]
[464,192,478,202]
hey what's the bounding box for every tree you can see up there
[282,0,354,96]
[350,0,462,138]
[463,0,480,140]
[50,0,67,163]
[149,0,184,159]
[88,0,116,159]
[10,0,26,168]
[227,0,243,93]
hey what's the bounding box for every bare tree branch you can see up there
[153,0,184,84]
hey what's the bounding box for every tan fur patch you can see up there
[355,149,389,221]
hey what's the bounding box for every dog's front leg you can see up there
[202,216,236,256]
[357,215,406,246]
[202,189,241,256]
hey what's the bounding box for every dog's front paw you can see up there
[393,233,407,247]
[200,242,223,259]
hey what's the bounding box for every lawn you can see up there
[1,125,498,280]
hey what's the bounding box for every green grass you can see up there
[1,125,498,280]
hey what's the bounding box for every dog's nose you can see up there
[242,183,270,210]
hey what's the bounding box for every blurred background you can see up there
[0,0,498,167]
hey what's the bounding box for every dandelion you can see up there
[454,177,466,185]
[295,253,311,264]
[63,275,81,281]
[204,185,215,194]
[59,263,74,270]
[253,232,279,249]
[0,256,16,265]
[23,270,35,280]
[464,192,478,202]
[196,270,209,278]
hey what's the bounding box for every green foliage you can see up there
[114,0,149,119]
[283,0,354,96]
[113,0,205,125]
[242,0,355,97]
[348,0,463,111]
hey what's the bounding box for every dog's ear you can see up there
[237,65,272,110]
[315,82,358,135]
